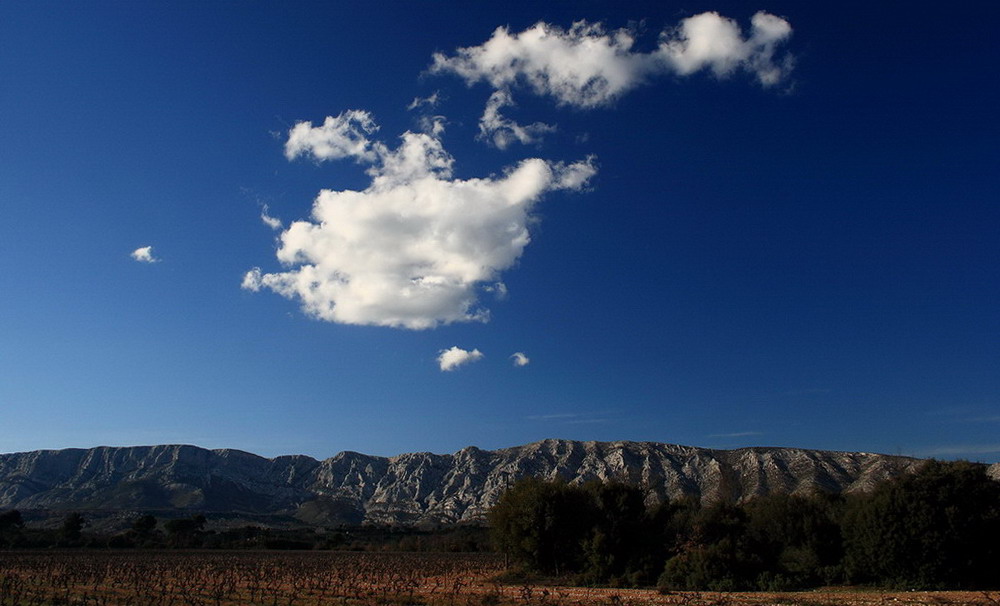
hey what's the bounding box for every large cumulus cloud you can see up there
[244,112,596,329]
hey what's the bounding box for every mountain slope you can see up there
[0,440,930,526]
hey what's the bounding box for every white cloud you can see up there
[407,92,441,111]
[414,114,448,140]
[438,346,484,371]
[431,11,792,108]
[260,205,282,230]
[432,20,645,108]
[479,89,556,149]
[484,281,508,300]
[284,110,382,163]
[244,113,597,329]
[241,267,263,291]
[526,413,579,420]
[526,411,611,424]
[708,431,763,438]
[131,246,159,263]
[510,352,530,367]
[656,11,794,86]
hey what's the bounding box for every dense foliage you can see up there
[0,510,490,552]
[489,460,1000,590]
[842,460,1000,589]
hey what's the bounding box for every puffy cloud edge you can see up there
[438,346,485,371]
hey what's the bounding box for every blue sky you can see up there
[1,1,998,462]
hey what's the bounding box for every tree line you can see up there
[0,510,490,552]
[0,511,218,549]
[489,460,1000,590]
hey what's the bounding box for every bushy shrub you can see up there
[843,460,1000,589]
[492,461,1000,590]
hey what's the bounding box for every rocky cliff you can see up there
[0,440,928,526]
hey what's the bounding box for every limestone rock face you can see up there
[0,440,930,526]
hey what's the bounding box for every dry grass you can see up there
[0,551,995,606]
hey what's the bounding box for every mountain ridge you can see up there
[2,439,993,527]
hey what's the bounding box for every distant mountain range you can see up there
[1,440,993,528]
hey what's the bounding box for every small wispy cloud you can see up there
[478,89,556,149]
[510,352,530,367]
[779,388,830,397]
[407,92,441,111]
[526,410,612,424]
[260,205,282,230]
[967,416,1000,423]
[483,282,508,300]
[437,346,484,372]
[923,406,976,418]
[130,246,160,263]
[708,431,763,438]
[921,407,1000,424]
[921,444,1000,457]
[241,268,263,291]
[526,413,579,421]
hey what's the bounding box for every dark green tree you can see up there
[59,512,87,545]
[489,477,596,575]
[0,509,25,546]
[744,492,845,588]
[581,482,651,585]
[132,514,157,535]
[649,495,701,554]
[125,514,161,547]
[843,460,1000,589]
[164,514,207,548]
[658,502,761,591]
